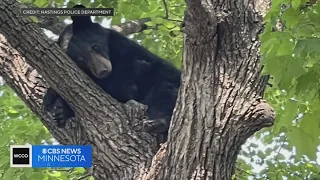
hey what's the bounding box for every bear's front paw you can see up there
[43,88,74,128]
[45,98,73,128]
[143,118,169,134]
[51,98,69,128]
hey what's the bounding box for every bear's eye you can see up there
[92,45,101,52]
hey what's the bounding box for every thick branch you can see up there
[157,0,275,179]
[0,34,78,145]
[111,18,151,36]
[0,0,157,179]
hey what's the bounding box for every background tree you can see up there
[0,0,319,179]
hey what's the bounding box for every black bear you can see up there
[43,4,181,141]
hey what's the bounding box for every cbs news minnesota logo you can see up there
[10,145,92,168]
[10,145,32,167]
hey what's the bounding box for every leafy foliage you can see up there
[260,0,320,160]
[233,0,320,179]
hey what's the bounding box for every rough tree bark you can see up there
[0,0,275,180]
[156,0,274,179]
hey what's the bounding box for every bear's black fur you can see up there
[43,4,181,141]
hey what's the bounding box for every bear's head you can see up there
[58,4,112,80]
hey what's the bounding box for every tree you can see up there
[0,0,277,179]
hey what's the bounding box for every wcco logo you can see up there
[13,154,29,158]
[10,145,32,167]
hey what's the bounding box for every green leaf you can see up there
[2,168,15,180]
[133,33,146,41]
[287,126,318,160]
[273,99,298,133]
[163,21,176,29]
[266,172,276,179]
[66,1,76,8]
[34,0,47,7]
[143,37,154,48]
[21,168,35,179]
[140,5,149,13]
[153,17,163,24]
[29,16,39,23]
[282,8,299,28]
[140,12,152,18]
[295,70,319,96]
[74,167,86,173]
[90,1,101,8]
[149,3,160,12]
[294,38,320,55]
[81,0,91,7]
[299,24,316,37]
[293,39,307,56]
[0,135,9,147]
[145,21,156,26]
[101,0,112,7]
[171,26,180,31]
[276,39,294,56]
[292,0,302,9]
[143,29,153,35]
[111,15,121,25]
[0,156,10,168]
[29,172,46,179]
[260,37,278,55]
[118,2,132,13]
[35,128,48,144]
[257,150,266,159]
[300,113,320,142]
[158,26,167,32]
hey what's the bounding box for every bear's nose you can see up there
[98,70,110,78]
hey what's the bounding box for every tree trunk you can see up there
[156,1,274,179]
[0,0,275,180]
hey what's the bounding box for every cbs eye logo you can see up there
[10,145,32,167]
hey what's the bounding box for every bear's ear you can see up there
[71,4,92,33]
[73,4,86,8]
